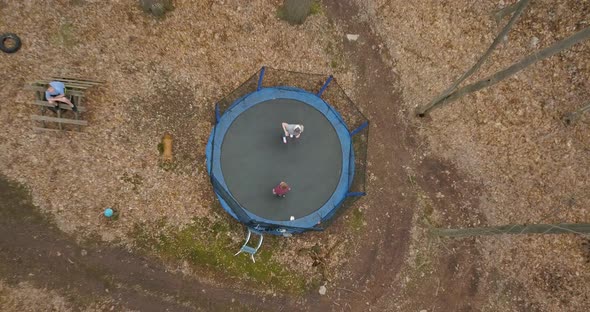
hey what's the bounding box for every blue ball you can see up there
[104,208,114,218]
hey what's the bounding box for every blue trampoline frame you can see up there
[206,67,367,235]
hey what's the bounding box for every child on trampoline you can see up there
[272,182,291,198]
[281,122,304,144]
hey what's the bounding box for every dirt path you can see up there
[318,1,487,311]
[0,177,299,312]
[318,0,415,309]
[0,1,486,311]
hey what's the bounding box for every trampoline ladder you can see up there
[234,228,264,263]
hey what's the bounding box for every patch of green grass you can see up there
[330,59,339,69]
[407,173,417,187]
[120,172,143,191]
[195,157,207,176]
[324,42,334,55]
[310,1,323,15]
[414,250,433,274]
[348,208,364,232]
[130,216,308,294]
[210,199,223,213]
[402,249,435,295]
[0,285,7,306]
[158,161,177,171]
[423,201,434,225]
[325,40,344,70]
[415,190,440,228]
[276,6,286,20]
[276,1,322,22]
[50,22,77,48]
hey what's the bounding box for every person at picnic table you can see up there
[272,182,291,198]
[45,81,77,112]
[281,122,304,144]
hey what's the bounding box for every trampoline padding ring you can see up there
[207,87,352,229]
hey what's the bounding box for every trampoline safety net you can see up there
[208,67,369,235]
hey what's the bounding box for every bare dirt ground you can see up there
[0,176,298,312]
[319,2,487,311]
[1,0,589,311]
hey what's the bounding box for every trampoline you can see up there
[206,67,369,236]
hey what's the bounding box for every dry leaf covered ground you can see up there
[2,0,589,310]
[0,0,357,292]
[360,0,590,310]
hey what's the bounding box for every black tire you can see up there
[0,33,21,53]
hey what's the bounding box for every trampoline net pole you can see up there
[316,75,333,97]
[215,103,221,124]
[257,66,266,91]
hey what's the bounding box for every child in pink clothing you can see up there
[272,182,291,198]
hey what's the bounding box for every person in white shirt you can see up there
[281,122,304,144]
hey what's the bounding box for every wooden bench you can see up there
[32,100,88,112]
[26,77,103,132]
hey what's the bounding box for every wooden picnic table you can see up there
[25,77,103,132]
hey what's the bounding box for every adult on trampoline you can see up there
[281,122,304,144]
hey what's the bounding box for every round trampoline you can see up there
[206,68,368,235]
